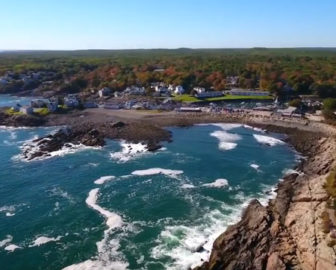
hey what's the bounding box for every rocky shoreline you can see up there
[193,128,336,270]
[19,121,172,161]
[2,108,336,269]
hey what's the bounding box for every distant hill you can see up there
[1,47,336,58]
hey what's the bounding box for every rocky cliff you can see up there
[194,130,336,270]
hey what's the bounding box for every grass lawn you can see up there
[172,94,200,103]
[34,107,50,116]
[5,108,24,116]
[172,94,273,103]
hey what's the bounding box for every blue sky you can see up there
[0,0,335,50]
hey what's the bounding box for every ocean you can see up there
[0,96,298,270]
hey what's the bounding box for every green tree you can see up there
[323,98,336,111]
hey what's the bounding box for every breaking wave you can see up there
[131,168,183,178]
[253,134,285,146]
[110,141,148,163]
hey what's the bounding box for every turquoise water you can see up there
[0,94,35,108]
[0,124,298,270]
[0,95,298,270]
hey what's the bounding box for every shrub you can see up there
[327,239,336,247]
[34,108,50,116]
[321,211,332,234]
[324,98,336,111]
[325,170,336,198]
[288,98,302,108]
[5,108,23,116]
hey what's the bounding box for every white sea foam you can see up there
[282,168,304,176]
[110,141,148,163]
[50,187,75,204]
[87,163,99,167]
[9,131,17,140]
[131,168,183,178]
[210,130,241,142]
[198,123,242,131]
[0,125,31,130]
[210,130,241,151]
[86,188,123,230]
[0,235,13,247]
[0,205,16,213]
[0,204,24,216]
[243,124,266,133]
[253,134,285,146]
[181,184,196,189]
[202,179,229,188]
[14,138,100,162]
[250,163,260,170]
[151,179,283,270]
[258,185,278,206]
[4,244,21,252]
[94,176,116,185]
[29,236,62,247]
[62,189,127,270]
[62,259,128,270]
[151,207,243,270]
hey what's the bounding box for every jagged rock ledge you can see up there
[0,110,45,127]
[193,130,336,270]
[21,127,105,161]
[21,121,172,161]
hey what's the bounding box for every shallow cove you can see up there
[0,123,298,270]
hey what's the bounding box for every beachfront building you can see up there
[195,91,223,98]
[83,101,98,108]
[30,98,58,113]
[31,99,47,108]
[46,101,58,112]
[124,86,146,96]
[168,84,175,92]
[98,87,111,98]
[228,89,270,96]
[11,104,21,112]
[226,76,239,88]
[174,85,185,95]
[193,87,206,94]
[0,78,8,85]
[64,94,80,108]
[154,85,168,93]
[276,106,298,117]
[20,106,34,115]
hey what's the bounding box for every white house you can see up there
[124,86,146,96]
[155,85,169,93]
[276,106,297,117]
[168,84,175,92]
[0,78,8,85]
[46,102,58,112]
[64,95,80,108]
[98,87,111,98]
[11,104,21,112]
[226,76,239,87]
[20,106,34,115]
[193,87,206,94]
[31,99,47,108]
[174,85,185,95]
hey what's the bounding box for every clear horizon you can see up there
[1,0,336,50]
